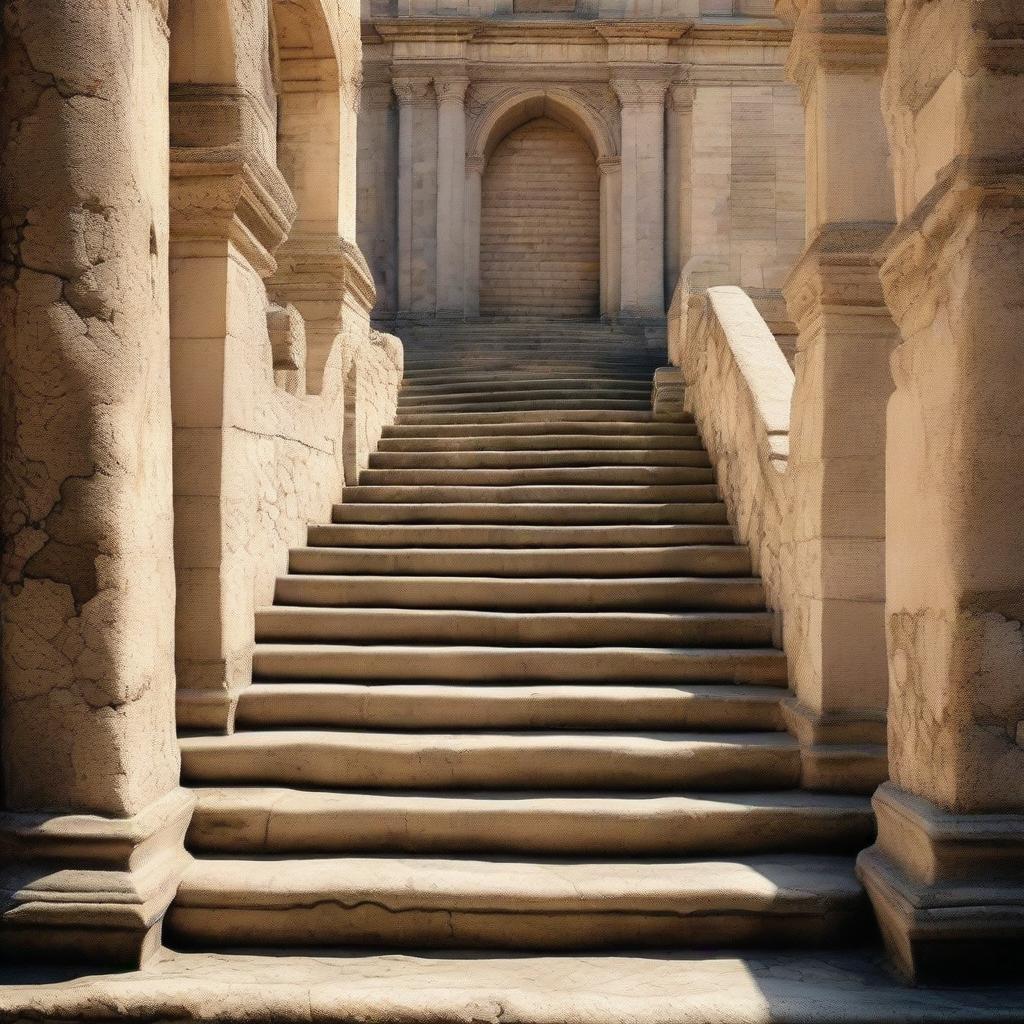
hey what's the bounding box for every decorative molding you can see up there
[782,221,895,331]
[785,10,887,101]
[391,76,434,106]
[0,788,195,967]
[858,782,1024,982]
[466,155,486,176]
[435,77,470,105]
[612,77,669,108]
[272,234,378,318]
[878,161,1024,338]
[668,82,694,112]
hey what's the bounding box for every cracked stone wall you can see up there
[880,0,1024,814]
[0,0,180,815]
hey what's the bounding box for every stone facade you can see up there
[2,0,1024,1007]
[357,7,805,321]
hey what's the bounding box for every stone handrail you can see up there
[674,282,794,618]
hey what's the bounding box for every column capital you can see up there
[466,154,486,176]
[434,77,470,106]
[392,76,434,107]
[612,78,669,108]
[667,83,694,112]
[596,156,621,176]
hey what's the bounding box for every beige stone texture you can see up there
[358,16,804,320]
[168,0,403,731]
[480,117,601,317]
[0,0,191,965]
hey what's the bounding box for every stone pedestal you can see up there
[779,0,895,793]
[435,77,470,317]
[854,0,1024,982]
[0,0,190,964]
[613,77,669,319]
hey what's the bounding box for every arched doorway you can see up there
[479,116,601,317]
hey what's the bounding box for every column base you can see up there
[857,782,1024,983]
[782,696,887,794]
[176,687,240,734]
[0,788,195,967]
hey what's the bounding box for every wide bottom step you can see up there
[169,854,868,950]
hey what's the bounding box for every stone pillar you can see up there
[435,77,469,317]
[614,78,669,319]
[598,157,622,318]
[464,155,485,317]
[393,76,437,316]
[854,0,1024,983]
[778,0,896,794]
[665,84,693,302]
[0,0,192,965]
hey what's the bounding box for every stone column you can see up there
[464,155,485,317]
[853,0,1024,983]
[777,0,896,794]
[614,78,669,319]
[393,76,437,316]
[597,157,622,318]
[665,84,693,302]
[0,0,192,965]
[435,77,470,317]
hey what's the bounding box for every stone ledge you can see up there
[0,789,195,969]
[857,782,1024,983]
[2,948,1024,1022]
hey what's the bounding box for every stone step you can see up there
[274,573,764,610]
[342,484,720,504]
[376,434,703,452]
[250,643,788,685]
[188,788,875,856]
[393,410,685,426]
[357,466,716,487]
[402,363,662,381]
[287,544,751,578]
[331,502,728,526]
[382,420,698,438]
[255,608,775,648]
[400,375,655,394]
[233,682,785,731]
[400,381,653,399]
[307,523,736,548]
[395,398,656,416]
[368,449,710,470]
[399,388,652,408]
[169,854,866,950]
[180,730,799,790]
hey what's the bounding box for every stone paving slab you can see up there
[1,949,1023,1023]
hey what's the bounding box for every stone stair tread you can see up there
[368,450,711,468]
[179,729,800,791]
[187,787,874,855]
[250,643,788,685]
[357,467,715,486]
[254,606,774,647]
[274,574,767,611]
[169,854,867,950]
[383,422,699,437]
[234,681,786,730]
[330,503,728,525]
[287,544,751,578]
[307,523,736,547]
[394,411,689,426]
[343,484,720,504]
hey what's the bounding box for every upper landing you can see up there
[361,0,779,23]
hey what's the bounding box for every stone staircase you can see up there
[168,321,874,953]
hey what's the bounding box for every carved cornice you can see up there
[612,77,669,108]
[784,1,886,98]
[169,146,297,280]
[271,235,378,317]
[392,76,435,106]
[782,221,895,331]
[668,82,694,112]
[878,160,1024,338]
[435,77,470,105]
